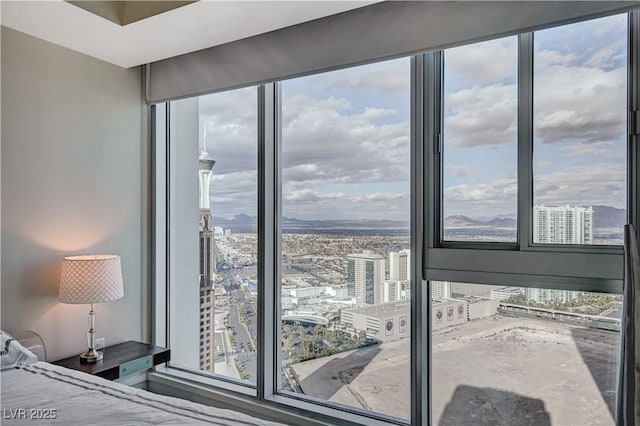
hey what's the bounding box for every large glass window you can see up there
[430,12,630,426]
[169,87,258,384]
[279,58,411,419]
[533,14,628,245]
[431,282,621,426]
[442,37,518,243]
[157,10,636,426]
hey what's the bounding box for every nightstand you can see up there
[52,340,170,382]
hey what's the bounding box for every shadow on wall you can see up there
[439,385,551,426]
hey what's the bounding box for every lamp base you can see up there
[79,349,103,364]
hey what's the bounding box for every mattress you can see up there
[1,362,286,425]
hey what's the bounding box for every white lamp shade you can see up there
[59,255,124,304]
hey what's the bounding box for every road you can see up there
[218,269,297,390]
[220,269,257,381]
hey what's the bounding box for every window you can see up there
[533,14,628,245]
[279,58,411,419]
[431,282,621,425]
[168,87,258,383]
[156,10,637,426]
[442,37,518,243]
[425,13,630,426]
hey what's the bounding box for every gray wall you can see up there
[1,27,148,361]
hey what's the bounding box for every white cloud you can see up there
[584,40,626,70]
[209,169,258,216]
[198,88,258,176]
[283,190,409,220]
[534,49,579,69]
[445,164,472,179]
[557,141,624,159]
[444,44,626,149]
[534,162,626,208]
[445,37,517,87]
[444,173,517,217]
[310,58,409,94]
[534,64,626,145]
[282,93,410,185]
[444,84,517,148]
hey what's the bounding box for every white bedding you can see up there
[0,362,287,425]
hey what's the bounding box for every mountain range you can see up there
[213,205,626,231]
[213,214,409,230]
[444,206,625,229]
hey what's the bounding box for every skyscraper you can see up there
[530,205,593,305]
[347,251,385,306]
[533,205,593,244]
[431,281,452,299]
[389,249,410,281]
[198,130,216,373]
[525,288,581,305]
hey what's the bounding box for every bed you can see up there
[1,331,286,425]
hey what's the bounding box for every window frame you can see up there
[152,10,640,426]
[425,19,632,295]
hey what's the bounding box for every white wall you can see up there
[168,98,200,369]
[1,27,148,361]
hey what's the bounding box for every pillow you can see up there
[1,330,38,370]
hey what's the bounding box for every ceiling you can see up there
[1,0,377,68]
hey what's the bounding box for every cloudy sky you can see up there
[198,13,627,223]
[444,13,627,219]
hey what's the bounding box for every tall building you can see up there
[389,249,410,281]
[525,288,581,305]
[347,251,385,306]
[431,281,452,299]
[533,205,593,244]
[198,131,216,373]
[383,280,401,303]
[531,205,592,305]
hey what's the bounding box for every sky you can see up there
[443,13,627,219]
[195,13,628,222]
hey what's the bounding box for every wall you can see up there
[1,27,148,361]
[168,97,200,369]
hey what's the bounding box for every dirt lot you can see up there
[290,315,620,425]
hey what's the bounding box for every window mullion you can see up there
[257,83,279,400]
[151,102,168,348]
[518,32,534,250]
[629,11,640,237]
[425,52,442,250]
[411,54,428,426]
[422,50,442,425]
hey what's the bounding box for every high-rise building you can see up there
[525,288,581,305]
[347,251,385,306]
[389,249,410,281]
[383,280,401,303]
[531,205,592,305]
[198,133,216,373]
[431,281,452,299]
[533,205,593,244]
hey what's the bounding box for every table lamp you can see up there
[58,254,124,363]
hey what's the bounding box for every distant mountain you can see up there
[213,206,624,232]
[445,215,516,228]
[282,217,408,229]
[213,214,255,227]
[592,205,625,229]
[213,215,408,231]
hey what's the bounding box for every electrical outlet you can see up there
[95,338,105,350]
